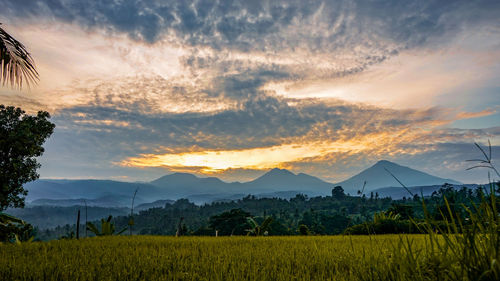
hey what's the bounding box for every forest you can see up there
[34,183,497,240]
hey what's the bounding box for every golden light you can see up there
[120,131,429,173]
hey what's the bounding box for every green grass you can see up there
[0,235,426,281]
[1,185,498,281]
[1,191,498,281]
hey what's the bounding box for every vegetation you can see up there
[0,105,54,241]
[0,23,38,89]
[86,215,127,236]
[0,213,34,242]
[0,179,497,280]
[28,182,492,240]
[0,235,430,281]
[6,205,128,231]
[0,15,497,281]
[245,216,273,236]
[0,105,55,211]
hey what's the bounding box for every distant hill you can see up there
[24,170,329,206]
[135,200,175,211]
[24,179,161,206]
[244,168,332,194]
[334,160,462,194]
[149,173,243,197]
[148,169,332,196]
[6,206,129,229]
[29,196,130,208]
[24,161,462,207]
[371,184,480,200]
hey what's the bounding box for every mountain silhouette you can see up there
[334,160,461,194]
[23,161,462,206]
[244,168,331,194]
[150,172,239,197]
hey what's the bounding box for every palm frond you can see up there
[246,217,258,229]
[86,222,100,236]
[0,23,39,89]
[260,217,273,232]
[0,213,26,225]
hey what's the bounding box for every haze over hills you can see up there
[24,180,163,206]
[245,168,331,195]
[334,160,462,194]
[149,173,243,197]
[370,184,480,200]
[22,160,462,207]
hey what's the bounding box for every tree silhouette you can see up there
[0,105,55,210]
[331,186,345,200]
[0,23,39,89]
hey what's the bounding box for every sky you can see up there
[0,0,499,184]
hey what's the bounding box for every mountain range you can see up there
[335,160,461,192]
[23,160,463,206]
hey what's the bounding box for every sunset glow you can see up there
[1,0,498,183]
[121,130,439,174]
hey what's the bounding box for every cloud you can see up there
[50,90,462,151]
[456,109,497,120]
[1,0,499,183]
[37,84,499,181]
[3,0,497,47]
[2,0,498,79]
[4,18,497,115]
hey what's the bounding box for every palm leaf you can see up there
[0,213,25,225]
[102,221,111,235]
[86,222,100,236]
[260,217,273,232]
[0,23,39,89]
[246,217,258,229]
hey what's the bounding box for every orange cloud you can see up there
[456,109,496,120]
[120,130,435,173]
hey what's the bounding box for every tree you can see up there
[298,224,309,235]
[86,215,127,236]
[387,204,414,220]
[0,23,39,89]
[208,209,251,236]
[331,186,345,200]
[246,217,273,236]
[0,105,55,211]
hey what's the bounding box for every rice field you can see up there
[3,229,499,281]
[0,235,441,281]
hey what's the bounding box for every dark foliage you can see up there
[0,105,55,211]
[34,182,492,239]
[0,213,35,242]
[208,208,251,236]
[331,186,346,200]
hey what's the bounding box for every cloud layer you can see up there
[0,0,499,183]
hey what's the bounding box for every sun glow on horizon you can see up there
[120,131,433,173]
[121,142,366,173]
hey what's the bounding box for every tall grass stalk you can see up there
[364,142,500,280]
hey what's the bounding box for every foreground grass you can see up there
[1,235,425,281]
[2,233,498,280]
